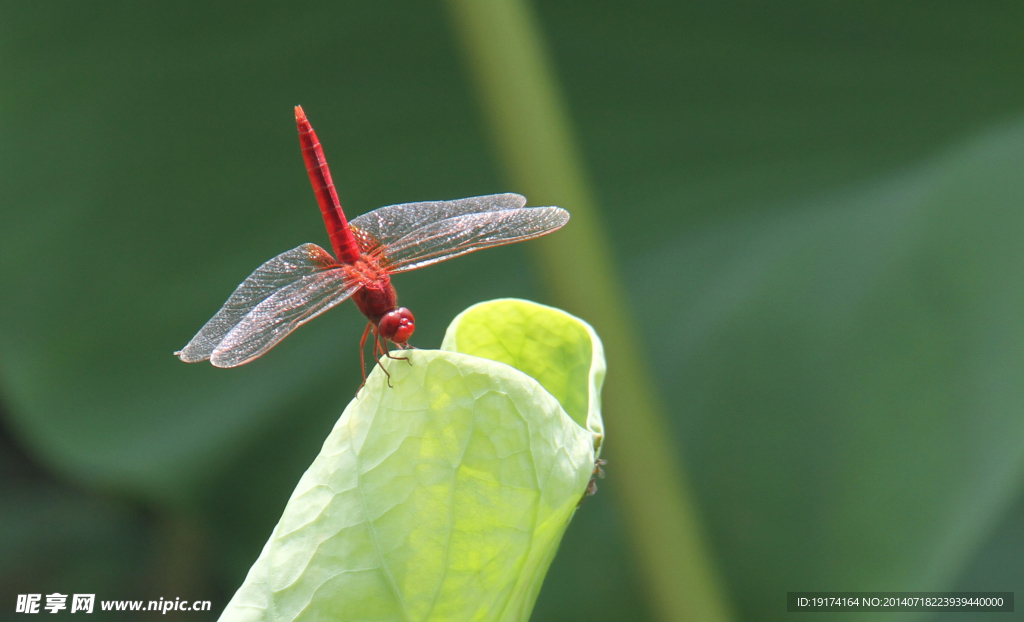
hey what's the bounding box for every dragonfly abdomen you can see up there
[295,106,361,265]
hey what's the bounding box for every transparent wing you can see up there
[349,193,526,254]
[176,243,345,364]
[209,269,361,367]
[381,206,569,273]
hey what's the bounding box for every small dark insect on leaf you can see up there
[578,458,607,506]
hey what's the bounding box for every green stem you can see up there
[443,2,735,621]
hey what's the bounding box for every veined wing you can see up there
[349,193,526,254]
[176,243,349,365]
[209,269,360,367]
[381,206,569,273]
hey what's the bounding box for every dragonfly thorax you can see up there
[352,275,398,323]
[349,259,414,344]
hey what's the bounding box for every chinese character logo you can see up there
[16,594,41,614]
[44,593,67,614]
[71,595,95,614]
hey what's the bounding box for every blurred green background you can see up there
[3,2,1024,621]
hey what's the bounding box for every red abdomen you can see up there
[295,106,361,264]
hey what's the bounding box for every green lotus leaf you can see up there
[219,299,604,622]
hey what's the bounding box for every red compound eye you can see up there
[379,307,415,343]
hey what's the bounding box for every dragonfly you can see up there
[176,106,569,380]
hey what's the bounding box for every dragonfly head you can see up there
[379,307,415,344]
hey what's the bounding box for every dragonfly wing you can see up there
[349,193,526,253]
[176,243,340,363]
[209,268,361,368]
[382,206,569,273]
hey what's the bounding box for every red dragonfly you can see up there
[176,106,568,378]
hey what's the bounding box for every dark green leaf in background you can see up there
[637,122,1024,620]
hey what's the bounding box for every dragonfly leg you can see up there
[383,340,410,365]
[373,332,395,388]
[359,321,373,384]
